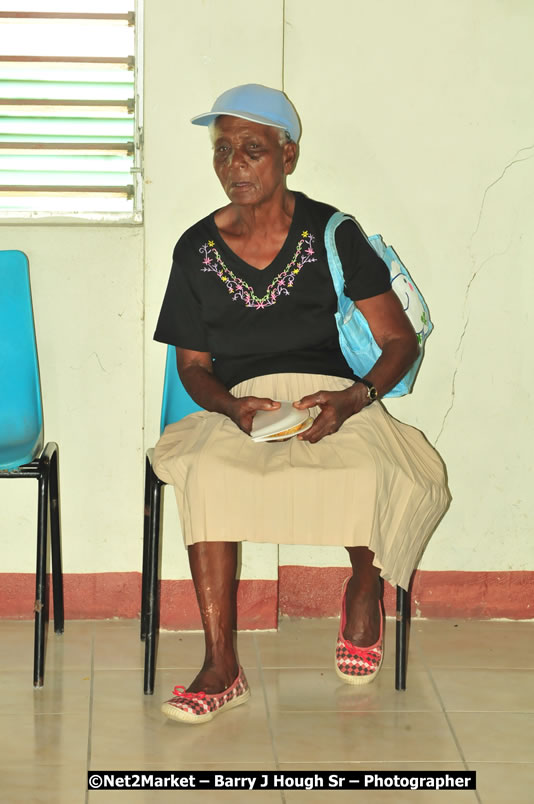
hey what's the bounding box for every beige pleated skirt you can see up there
[153,373,450,590]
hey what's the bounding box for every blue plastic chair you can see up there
[158,344,203,434]
[141,344,201,693]
[0,250,64,687]
[140,345,410,695]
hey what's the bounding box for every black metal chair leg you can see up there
[48,445,64,634]
[34,463,50,687]
[395,586,408,691]
[144,467,163,695]
[140,453,152,641]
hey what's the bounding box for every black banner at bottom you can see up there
[88,771,476,792]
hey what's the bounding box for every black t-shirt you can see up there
[154,191,391,390]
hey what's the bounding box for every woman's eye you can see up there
[247,143,263,159]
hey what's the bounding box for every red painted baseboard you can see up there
[278,567,534,620]
[0,572,278,629]
[0,569,532,626]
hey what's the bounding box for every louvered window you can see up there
[0,0,142,220]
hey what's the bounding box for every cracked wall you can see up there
[280,0,534,574]
[421,149,534,572]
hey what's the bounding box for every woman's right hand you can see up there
[176,348,279,434]
[226,396,281,435]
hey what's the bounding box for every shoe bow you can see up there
[172,686,206,699]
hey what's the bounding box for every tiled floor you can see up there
[1,617,533,802]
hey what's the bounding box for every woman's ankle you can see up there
[343,575,382,647]
[187,656,239,694]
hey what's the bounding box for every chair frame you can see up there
[0,442,64,686]
[140,448,409,694]
[140,449,165,695]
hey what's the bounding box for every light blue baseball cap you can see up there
[191,83,301,143]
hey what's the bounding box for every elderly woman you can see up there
[153,84,449,724]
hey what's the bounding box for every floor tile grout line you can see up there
[85,625,96,804]
[262,708,445,714]
[466,761,534,765]
[413,629,475,774]
[425,664,483,804]
[253,632,286,804]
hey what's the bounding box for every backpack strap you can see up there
[324,211,356,297]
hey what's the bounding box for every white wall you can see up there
[1,0,532,594]
[142,0,284,581]
[0,226,144,573]
[281,0,534,574]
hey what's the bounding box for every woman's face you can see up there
[212,115,297,206]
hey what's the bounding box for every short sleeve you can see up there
[334,218,391,301]
[153,237,210,352]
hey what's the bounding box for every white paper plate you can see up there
[254,416,314,442]
[250,401,312,442]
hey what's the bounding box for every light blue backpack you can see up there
[324,212,432,398]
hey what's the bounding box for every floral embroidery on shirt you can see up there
[198,231,317,309]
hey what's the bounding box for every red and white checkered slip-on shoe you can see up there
[161,667,250,724]
[335,578,384,685]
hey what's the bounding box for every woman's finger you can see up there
[236,397,281,435]
[293,391,330,409]
[298,410,335,443]
[247,397,281,412]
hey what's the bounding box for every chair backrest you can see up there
[0,250,44,469]
[160,344,202,434]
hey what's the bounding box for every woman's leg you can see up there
[186,541,240,694]
[343,546,382,646]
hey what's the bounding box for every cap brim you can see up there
[191,111,289,133]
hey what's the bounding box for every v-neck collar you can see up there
[208,192,302,276]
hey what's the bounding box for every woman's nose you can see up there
[228,146,247,167]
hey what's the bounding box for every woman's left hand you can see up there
[293,385,368,444]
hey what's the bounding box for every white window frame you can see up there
[0,0,143,224]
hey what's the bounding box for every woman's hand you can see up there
[176,348,280,434]
[227,396,281,435]
[293,385,368,444]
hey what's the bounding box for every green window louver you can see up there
[0,4,139,215]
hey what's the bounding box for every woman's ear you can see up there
[283,141,299,175]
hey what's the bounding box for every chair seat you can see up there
[0,432,43,471]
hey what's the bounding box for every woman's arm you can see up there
[294,290,419,443]
[356,288,420,396]
[176,347,280,434]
